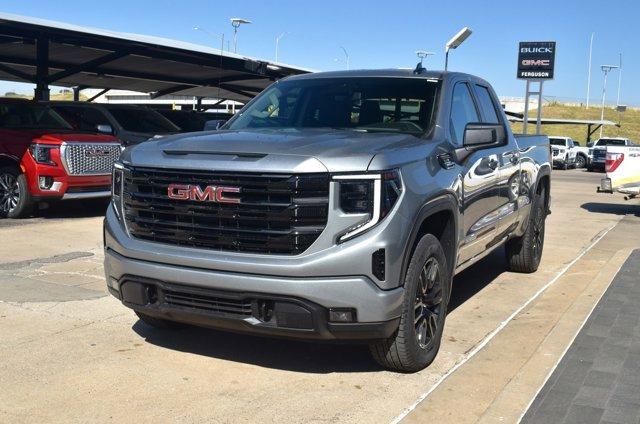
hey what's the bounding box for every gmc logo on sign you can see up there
[85,148,112,157]
[167,184,241,203]
[521,59,550,66]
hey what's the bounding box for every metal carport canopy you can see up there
[505,111,620,143]
[0,12,312,102]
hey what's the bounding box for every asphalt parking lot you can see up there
[1,169,639,423]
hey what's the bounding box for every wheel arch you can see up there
[399,193,459,285]
[0,153,21,170]
[535,166,551,212]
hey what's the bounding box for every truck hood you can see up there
[125,128,424,173]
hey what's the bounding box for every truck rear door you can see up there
[472,83,522,239]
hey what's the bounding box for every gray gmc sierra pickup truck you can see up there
[105,69,550,372]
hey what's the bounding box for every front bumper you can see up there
[105,248,403,340]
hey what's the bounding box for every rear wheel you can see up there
[0,166,33,219]
[369,234,450,372]
[506,186,546,273]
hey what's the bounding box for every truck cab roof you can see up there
[283,68,486,84]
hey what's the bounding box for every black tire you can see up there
[575,154,586,169]
[505,186,546,273]
[135,311,186,329]
[0,166,34,219]
[369,234,451,372]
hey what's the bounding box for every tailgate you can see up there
[600,146,640,193]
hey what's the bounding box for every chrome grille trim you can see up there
[60,142,122,176]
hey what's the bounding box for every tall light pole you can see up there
[599,64,619,137]
[340,46,350,70]
[193,26,224,53]
[616,52,623,106]
[275,32,286,62]
[586,33,594,108]
[444,27,472,71]
[230,18,251,53]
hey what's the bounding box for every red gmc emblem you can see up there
[167,184,241,203]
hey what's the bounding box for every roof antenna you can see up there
[414,50,434,74]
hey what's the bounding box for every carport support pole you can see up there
[73,87,81,101]
[536,81,544,135]
[34,37,50,101]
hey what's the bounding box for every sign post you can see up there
[517,41,556,134]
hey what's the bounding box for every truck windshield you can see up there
[226,77,441,135]
[549,139,567,146]
[108,107,180,133]
[597,139,626,146]
[0,103,72,130]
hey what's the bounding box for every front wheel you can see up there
[575,154,586,169]
[369,234,451,372]
[505,186,546,273]
[0,166,34,219]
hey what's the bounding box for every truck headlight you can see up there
[111,163,124,220]
[29,144,57,165]
[336,170,402,242]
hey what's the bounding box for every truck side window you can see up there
[450,83,479,144]
[474,85,500,124]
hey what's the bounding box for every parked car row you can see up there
[549,135,635,172]
[0,98,235,218]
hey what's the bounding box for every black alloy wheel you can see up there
[0,171,19,215]
[414,258,443,349]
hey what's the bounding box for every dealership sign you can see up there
[517,41,556,80]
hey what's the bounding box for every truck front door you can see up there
[450,82,501,265]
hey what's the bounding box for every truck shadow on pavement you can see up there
[581,202,640,217]
[131,251,504,373]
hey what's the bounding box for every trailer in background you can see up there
[598,146,640,200]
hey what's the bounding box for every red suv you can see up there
[0,99,121,218]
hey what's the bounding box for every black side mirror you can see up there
[463,123,504,147]
[453,123,505,163]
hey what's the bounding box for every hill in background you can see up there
[2,91,88,101]
[510,103,639,143]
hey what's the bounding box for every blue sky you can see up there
[1,0,637,105]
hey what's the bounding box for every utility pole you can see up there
[616,52,622,106]
[230,18,251,53]
[275,32,286,62]
[600,64,619,137]
[586,33,594,108]
[340,46,349,70]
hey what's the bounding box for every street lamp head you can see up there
[231,18,252,28]
[601,64,619,72]
[445,27,472,53]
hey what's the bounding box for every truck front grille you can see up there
[123,167,330,255]
[61,143,121,175]
[163,286,253,318]
[593,149,606,161]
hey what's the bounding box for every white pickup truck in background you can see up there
[549,136,587,169]
[598,146,640,200]
[588,137,635,172]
